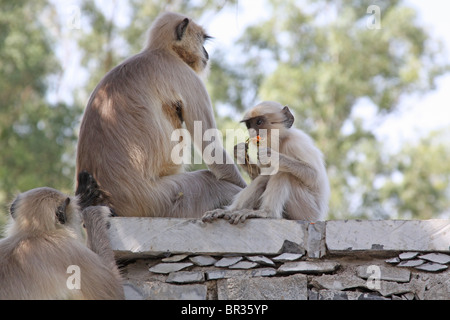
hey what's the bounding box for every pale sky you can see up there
[51,0,450,154]
[202,0,450,153]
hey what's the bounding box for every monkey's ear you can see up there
[9,197,19,218]
[56,197,70,224]
[282,106,295,128]
[176,18,190,41]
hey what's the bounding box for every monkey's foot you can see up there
[202,208,230,223]
[225,209,268,224]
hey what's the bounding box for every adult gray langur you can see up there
[76,12,246,218]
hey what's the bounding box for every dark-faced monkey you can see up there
[203,101,330,224]
[76,12,246,218]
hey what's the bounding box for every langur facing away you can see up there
[0,180,124,300]
[203,101,330,224]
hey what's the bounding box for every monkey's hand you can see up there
[76,171,102,210]
[224,209,269,224]
[202,208,230,223]
[234,142,248,163]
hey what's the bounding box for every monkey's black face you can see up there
[202,46,209,61]
[201,34,212,66]
[242,116,267,134]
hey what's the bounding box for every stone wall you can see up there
[109,218,450,300]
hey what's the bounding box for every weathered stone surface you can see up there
[205,268,277,280]
[162,254,188,262]
[356,265,411,282]
[307,221,326,258]
[189,255,217,266]
[217,274,307,300]
[123,282,144,300]
[397,259,424,268]
[166,271,205,284]
[309,289,389,300]
[399,252,419,260]
[311,274,367,291]
[148,262,193,274]
[138,281,207,300]
[109,217,308,257]
[229,261,259,269]
[277,261,339,274]
[326,220,450,252]
[423,276,450,300]
[415,263,448,272]
[385,257,401,264]
[377,281,413,297]
[418,253,450,265]
[246,255,275,266]
[272,253,303,262]
[215,256,243,267]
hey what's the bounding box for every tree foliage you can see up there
[221,0,449,218]
[0,0,77,225]
[1,0,449,227]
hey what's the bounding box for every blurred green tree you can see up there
[0,0,77,227]
[220,0,449,218]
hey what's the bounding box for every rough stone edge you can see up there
[326,219,450,253]
[109,218,450,259]
[109,217,308,259]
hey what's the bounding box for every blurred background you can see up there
[1,0,449,229]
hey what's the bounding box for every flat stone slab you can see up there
[356,265,411,283]
[162,254,188,262]
[326,220,450,252]
[189,255,218,266]
[109,217,308,258]
[138,281,207,300]
[415,263,448,272]
[418,253,450,264]
[277,261,340,274]
[229,261,259,269]
[166,271,205,284]
[205,268,277,280]
[397,259,424,268]
[246,256,275,266]
[399,252,419,260]
[215,256,243,267]
[272,253,304,262]
[217,274,307,300]
[148,262,193,274]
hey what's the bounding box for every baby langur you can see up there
[0,178,124,299]
[203,101,330,224]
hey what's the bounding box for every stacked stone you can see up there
[386,252,450,272]
[111,218,450,300]
[124,251,342,300]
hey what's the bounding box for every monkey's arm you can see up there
[260,148,317,188]
[182,84,247,189]
[277,153,317,188]
[82,206,117,271]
